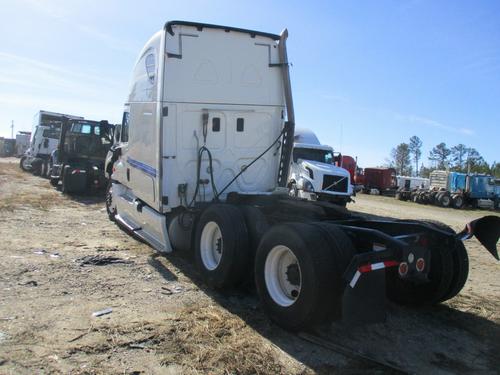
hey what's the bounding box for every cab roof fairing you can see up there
[164,20,280,41]
[293,142,333,152]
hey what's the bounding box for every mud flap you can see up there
[457,215,500,260]
[342,269,386,325]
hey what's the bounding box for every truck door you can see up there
[117,40,161,210]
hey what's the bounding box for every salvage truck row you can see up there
[16,21,500,331]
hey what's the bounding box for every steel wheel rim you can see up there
[200,221,223,271]
[264,245,302,307]
[22,158,30,169]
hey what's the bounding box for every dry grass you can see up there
[0,191,63,211]
[69,304,287,375]
[0,161,31,182]
[0,162,64,211]
[159,305,286,374]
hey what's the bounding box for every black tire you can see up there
[254,222,355,331]
[32,159,42,176]
[238,206,269,253]
[386,220,467,306]
[425,221,469,302]
[194,204,250,289]
[105,180,116,221]
[429,191,439,205]
[41,160,49,178]
[49,178,59,187]
[311,222,357,323]
[19,156,30,171]
[61,166,70,194]
[452,195,465,209]
[411,193,419,203]
[439,192,452,208]
[288,182,298,198]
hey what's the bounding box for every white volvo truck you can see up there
[20,110,83,176]
[106,21,499,331]
[289,128,352,206]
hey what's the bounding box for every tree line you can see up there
[388,136,500,178]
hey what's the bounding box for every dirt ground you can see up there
[0,157,499,375]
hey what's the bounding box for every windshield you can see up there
[42,128,61,139]
[63,122,112,158]
[293,148,333,164]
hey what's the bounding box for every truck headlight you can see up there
[300,178,314,192]
[305,166,314,179]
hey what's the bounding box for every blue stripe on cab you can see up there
[127,157,157,177]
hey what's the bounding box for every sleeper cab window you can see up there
[145,53,156,84]
[212,117,220,132]
[121,112,130,142]
[237,118,244,132]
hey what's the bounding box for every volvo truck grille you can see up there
[322,175,348,193]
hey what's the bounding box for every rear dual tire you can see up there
[194,205,355,331]
[452,195,465,209]
[255,222,355,331]
[437,192,451,208]
[386,220,468,306]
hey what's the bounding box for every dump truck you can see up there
[20,111,84,176]
[288,129,353,206]
[106,21,500,331]
[49,118,113,194]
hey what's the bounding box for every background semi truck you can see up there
[395,176,429,201]
[105,21,499,331]
[288,128,353,206]
[411,170,500,209]
[0,137,16,157]
[361,167,398,195]
[49,118,113,194]
[20,110,83,176]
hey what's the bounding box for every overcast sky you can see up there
[0,0,498,167]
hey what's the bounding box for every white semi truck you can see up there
[106,21,499,330]
[289,128,352,206]
[20,110,83,176]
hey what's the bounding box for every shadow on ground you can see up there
[145,249,500,374]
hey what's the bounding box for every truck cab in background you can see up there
[49,118,113,194]
[20,111,83,176]
[288,129,353,206]
[362,167,398,195]
[395,176,430,201]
